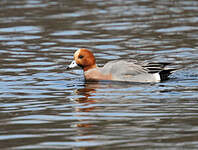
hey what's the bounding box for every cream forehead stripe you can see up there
[74,49,81,58]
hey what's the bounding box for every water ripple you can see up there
[0,0,198,149]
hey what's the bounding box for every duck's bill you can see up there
[67,60,78,69]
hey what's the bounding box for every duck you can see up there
[67,48,176,83]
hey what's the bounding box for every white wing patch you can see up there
[153,73,161,82]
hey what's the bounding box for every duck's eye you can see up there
[79,55,84,59]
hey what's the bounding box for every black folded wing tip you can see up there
[142,62,177,80]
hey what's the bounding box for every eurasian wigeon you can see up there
[67,48,176,83]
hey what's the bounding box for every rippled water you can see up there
[0,0,198,149]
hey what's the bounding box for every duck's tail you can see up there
[159,68,176,81]
[144,62,177,81]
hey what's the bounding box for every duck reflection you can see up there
[70,82,102,150]
[70,81,138,150]
[74,86,96,110]
[73,83,98,128]
[73,81,128,112]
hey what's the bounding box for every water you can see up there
[0,0,198,149]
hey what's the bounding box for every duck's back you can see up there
[100,60,175,83]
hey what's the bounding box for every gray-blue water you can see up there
[0,0,198,149]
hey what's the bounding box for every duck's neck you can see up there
[83,64,97,72]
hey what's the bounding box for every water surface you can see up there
[0,0,198,149]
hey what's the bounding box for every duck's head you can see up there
[67,48,96,71]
